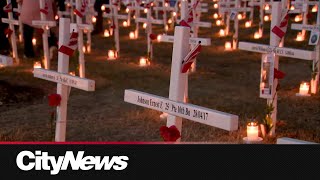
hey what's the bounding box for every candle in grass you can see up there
[213,13,219,19]
[32,38,37,46]
[101,5,105,11]
[254,32,261,39]
[219,29,226,37]
[104,30,110,37]
[213,3,218,9]
[245,21,251,28]
[107,50,117,60]
[157,34,162,42]
[264,4,270,11]
[296,32,304,41]
[247,122,259,141]
[264,15,270,21]
[123,21,128,27]
[129,31,135,39]
[216,20,222,26]
[237,14,243,20]
[312,5,318,12]
[224,42,232,50]
[139,57,149,67]
[144,8,148,13]
[33,61,42,69]
[143,23,147,29]
[290,5,295,10]
[298,82,310,96]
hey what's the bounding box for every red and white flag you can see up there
[179,0,200,28]
[181,43,202,73]
[3,3,12,13]
[271,10,289,39]
[74,0,88,18]
[40,2,49,15]
[58,31,79,56]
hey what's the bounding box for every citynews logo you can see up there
[16,151,129,175]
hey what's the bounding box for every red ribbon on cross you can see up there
[74,0,88,18]
[271,10,289,39]
[40,2,49,15]
[4,28,13,38]
[3,3,12,13]
[58,31,79,56]
[181,42,202,73]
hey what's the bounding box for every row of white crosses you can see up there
[248,0,267,39]
[218,0,252,49]
[291,1,320,94]
[152,0,176,33]
[33,18,95,142]
[1,0,19,66]
[12,2,23,43]
[103,0,129,58]
[124,26,239,142]
[290,0,319,41]
[238,1,318,136]
[32,0,57,70]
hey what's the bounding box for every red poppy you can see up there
[111,24,116,29]
[160,125,181,142]
[105,8,110,13]
[149,33,157,40]
[159,10,164,15]
[274,68,285,79]
[4,28,13,38]
[36,28,44,34]
[48,94,62,107]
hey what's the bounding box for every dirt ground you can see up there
[0,2,319,143]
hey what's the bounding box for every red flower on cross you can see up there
[48,94,62,107]
[160,125,181,142]
[274,68,286,79]
[149,33,157,40]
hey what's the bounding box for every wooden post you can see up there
[190,0,198,72]
[233,0,240,50]
[112,1,120,56]
[40,0,50,69]
[268,1,282,136]
[259,0,265,37]
[76,0,85,78]
[146,3,153,60]
[312,8,320,94]
[55,18,71,142]
[166,26,190,141]
[134,1,140,38]
[6,0,19,63]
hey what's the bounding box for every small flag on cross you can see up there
[3,3,12,13]
[271,10,289,39]
[181,42,202,73]
[58,31,79,56]
[40,2,49,15]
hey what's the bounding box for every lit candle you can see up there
[32,38,37,46]
[104,30,110,37]
[294,15,302,22]
[213,13,218,19]
[298,82,310,96]
[33,61,42,69]
[219,29,225,37]
[165,25,169,31]
[157,34,162,42]
[237,14,243,20]
[254,31,261,39]
[213,3,218,9]
[144,8,148,13]
[290,5,295,10]
[264,15,269,22]
[101,5,105,11]
[245,21,251,28]
[247,122,259,141]
[312,5,318,12]
[107,50,117,60]
[172,12,177,17]
[92,17,97,23]
[139,57,149,67]
[55,15,59,20]
[82,46,86,53]
[168,19,172,24]
[224,41,232,50]
[165,3,169,7]
[216,20,222,26]
[126,8,129,13]
[129,31,135,39]
[143,23,147,29]
[87,46,91,53]
[69,71,76,76]
[123,21,128,27]
[296,32,304,41]
[264,4,270,11]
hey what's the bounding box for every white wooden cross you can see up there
[84,0,97,54]
[127,0,145,39]
[152,0,176,33]
[291,4,320,94]
[103,0,130,57]
[219,0,252,49]
[12,3,23,43]
[134,0,165,60]
[32,0,57,70]
[72,0,94,77]
[33,18,95,142]
[1,0,19,64]
[239,1,317,136]
[124,26,239,142]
